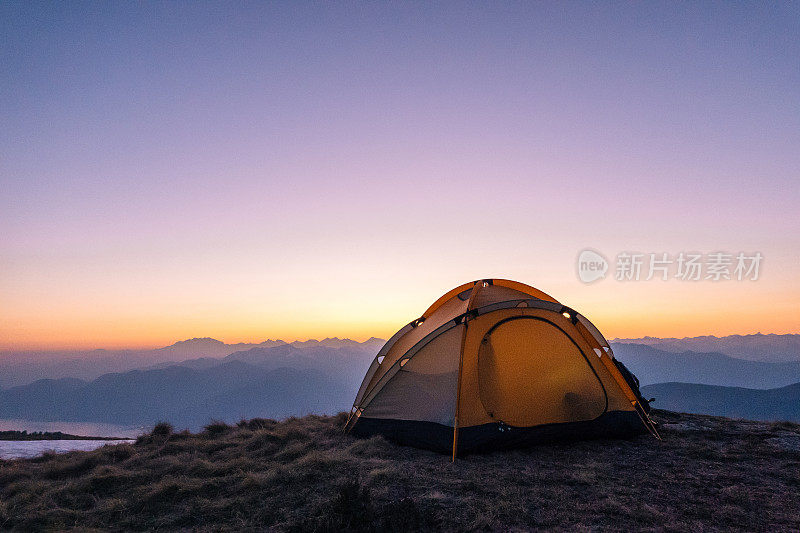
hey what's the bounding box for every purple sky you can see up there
[1,3,799,348]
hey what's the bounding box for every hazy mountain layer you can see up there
[611,343,800,388]
[642,382,800,422]
[0,337,384,388]
[0,362,356,430]
[611,333,800,362]
[4,336,800,428]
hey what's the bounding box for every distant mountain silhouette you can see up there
[0,338,384,428]
[0,361,356,430]
[642,382,800,422]
[0,337,385,388]
[5,335,800,428]
[146,343,378,387]
[226,344,373,371]
[155,337,286,358]
[288,337,385,351]
[611,343,800,388]
[611,333,800,362]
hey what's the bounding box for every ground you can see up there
[0,410,798,531]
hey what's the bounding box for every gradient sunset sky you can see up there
[2,3,798,350]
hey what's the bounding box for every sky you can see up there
[1,2,799,350]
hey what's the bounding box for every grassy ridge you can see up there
[0,410,798,531]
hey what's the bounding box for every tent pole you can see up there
[452,316,468,462]
[451,280,486,462]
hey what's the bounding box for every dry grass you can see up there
[0,410,798,531]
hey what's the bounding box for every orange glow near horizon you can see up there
[4,319,798,351]
[3,273,798,351]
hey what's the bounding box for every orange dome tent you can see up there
[345,279,659,458]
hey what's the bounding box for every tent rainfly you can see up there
[345,279,659,458]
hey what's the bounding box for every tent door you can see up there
[477,316,606,427]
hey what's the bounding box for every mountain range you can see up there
[0,363,354,430]
[609,343,800,388]
[641,382,800,422]
[2,334,800,428]
[611,333,800,362]
[0,337,384,388]
[0,342,379,429]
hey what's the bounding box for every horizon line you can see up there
[2,330,799,353]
